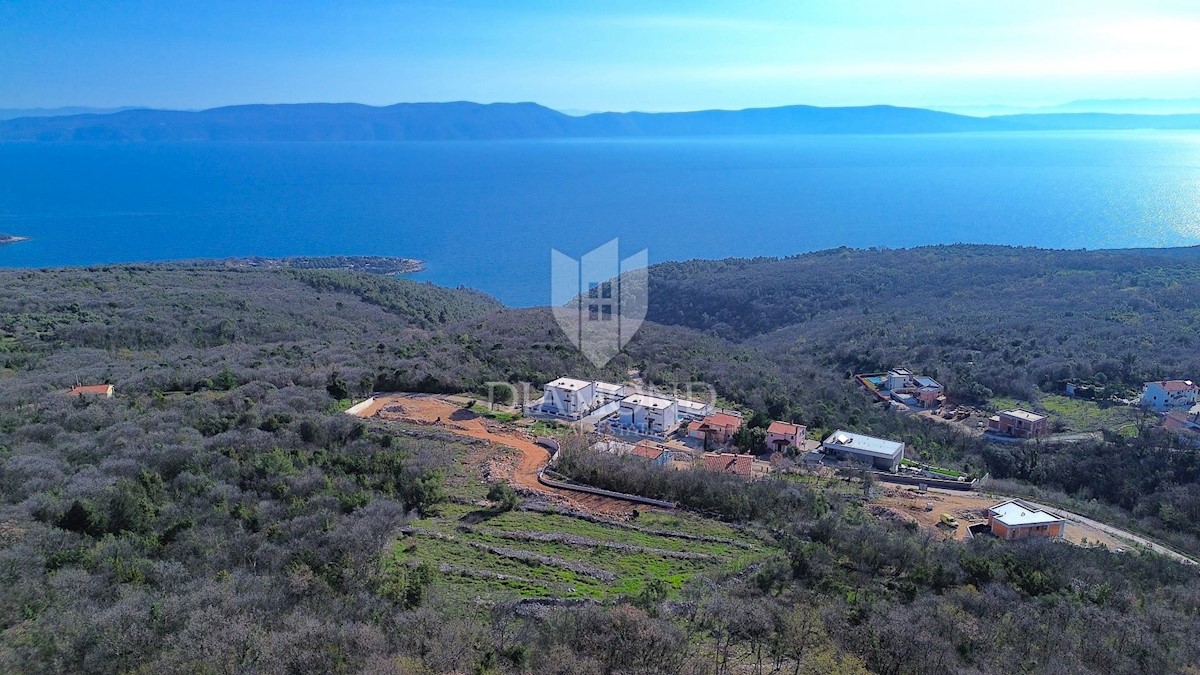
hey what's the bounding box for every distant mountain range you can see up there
[2,101,1200,141]
[933,98,1200,117]
[0,106,142,121]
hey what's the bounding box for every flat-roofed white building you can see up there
[593,381,632,403]
[885,368,914,392]
[538,377,597,418]
[987,500,1066,540]
[617,394,680,436]
[675,398,713,420]
[821,430,905,472]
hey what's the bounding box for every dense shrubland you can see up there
[2,248,1200,672]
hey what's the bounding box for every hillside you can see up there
[646,245,1200,398]
[4,101,1200,141]
[2,256,1200,672]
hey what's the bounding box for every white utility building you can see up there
[821,430,905,472]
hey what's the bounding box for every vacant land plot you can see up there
[990,394,1136,433]
[353,393,635,515]
[874,486,1124,549]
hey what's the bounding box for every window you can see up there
[601,304,613,321]
[601,281,612,299]
[588,282,599,299]
[589,304,599,321]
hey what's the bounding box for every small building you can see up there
[675,398,713,420]
[988,409,1047,438]
[821,430,905,472]
[1140,380,1199,412]
[702,452,771,479]
[539,377,597,418]
[591,439,635,455]
[1164,405,1200,445]
[630,440,671,467]
[617,394,680,436]
[765,420,805,453]
[911,376,946,409]
[70,384,114,398]
[593,381,631,404]
[987,500,1066,540]
[690,411,744,447]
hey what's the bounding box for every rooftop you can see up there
[767,420,801,436]
[594,381,627,394]
[700,412,743,429]
[621,394,675,410]
[914,376,942,388]
[822,430,904,459]
[702,452,755,477]
[676,398,709,411]
[1151,379,1198,393]
[631,441,667,461]
[546,377,593,392]
[70,384,113,396]
[1000,409,1047,422]
[989,500,1065,527]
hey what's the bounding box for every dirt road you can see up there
[351,394,634,516]
[876,485,1196,564]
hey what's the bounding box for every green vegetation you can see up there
[991,393,1137,433]
[900,458,965,478]
[470,403,522,423]
[392,504,768,601]
[3,247,1200,673]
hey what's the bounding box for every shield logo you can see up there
[551,239,648,367]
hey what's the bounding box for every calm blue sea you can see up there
[2,133,1199,306]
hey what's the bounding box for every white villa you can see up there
[536,377,598,418]
[593,381,632,404]
[675,398,713,420]
[616,394,680,437]
[1140,380,1199,412]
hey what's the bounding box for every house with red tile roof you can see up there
[765,420,806,453]
[701,452,771,479]
[630,440,670,467]
[1140,380,1199,412]
[69,384,114,398]
[689,412,744,447]
[1165,405,1200,445]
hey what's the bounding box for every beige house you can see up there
[765,420,805,453]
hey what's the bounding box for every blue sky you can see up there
[2,0,1199,111]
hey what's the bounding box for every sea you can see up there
[2,132,1199,307]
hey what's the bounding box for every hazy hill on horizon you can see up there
[4,101,1200,141]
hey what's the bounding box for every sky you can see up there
[2,0,1200,112]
